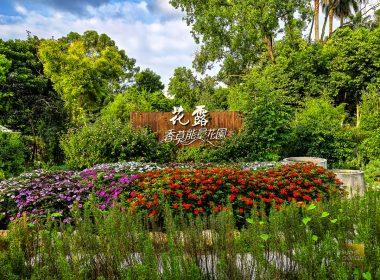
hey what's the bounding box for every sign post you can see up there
[131,106,243,147]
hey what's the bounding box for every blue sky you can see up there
[0,0,198,88]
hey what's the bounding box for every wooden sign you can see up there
[130,106,243,147]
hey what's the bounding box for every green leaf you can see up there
[312,235,318,241]
[259,221,265,225]
[302,216,311,225]
[321,212,330,218]
[246,218,254,224]
[330,219,338,223]
[27,223,35,227]
[260,234,270,241]
[362,271,372,280]
[307,204,316,210]
[51,212,63,217]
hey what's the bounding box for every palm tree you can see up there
[314,0,320,42]
[335,0,360,26]
[321,0,334,39]
[321,0,361,39]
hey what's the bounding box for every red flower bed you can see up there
[127,163,344,218]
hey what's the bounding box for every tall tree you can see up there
[38,30,139,125]
[315,0,320,41]
[170,0,311,85]
[321,0,335,37]
[335,0,359,26]
[0,54,11,84]
[168,67,199,110]
[134,68,164,93]
[0,36,68,164]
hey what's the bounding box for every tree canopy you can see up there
[38,30,139,124]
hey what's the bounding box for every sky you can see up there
[0,0,378,89]
[0,0,198,88]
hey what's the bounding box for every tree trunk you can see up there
[321,12,329,40]
[329,7,334,35]
[314,0,320,42]
[308,16,315,43]
[264,35,276,64]
[356,104,360,128]
[340,16,344,27]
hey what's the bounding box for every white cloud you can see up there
[0,1,198,88]
[14,4,27,15]
[154,0,182,17]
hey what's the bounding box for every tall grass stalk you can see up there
[0,190,379,279]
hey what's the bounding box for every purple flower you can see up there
[101,204,106,210]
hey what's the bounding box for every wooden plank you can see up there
[130,111,243,147]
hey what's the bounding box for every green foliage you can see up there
[0,37,68,166]
[135,68,165,93]
[100,88,153,122]
[323,27,380,115]
[175,146,223,163]
[169,0,312,85]
[365,160,380,182]
[168,67,200,110]
[359,128,380,162]
[0,54,11,84]
[101,87,174,122]
[287,98,355,165]
[169,67,228,111]
[226,70,294,161]
[359,84,380,131]
[0,132,27,178]
[38,30,138,124]
[60,118,173,169]
[1,188,380,279]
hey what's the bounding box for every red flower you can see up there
[173,203,179,209]
[239,208,244,214]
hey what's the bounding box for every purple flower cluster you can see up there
[0,168,137,226]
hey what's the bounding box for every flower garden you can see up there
[0,161,379,279]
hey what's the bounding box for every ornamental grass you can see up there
[0,188,379,279]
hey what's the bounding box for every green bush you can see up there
[365,160,380,182]
[0,132,28,178]
[60,118,175,169]
[286,98,356,165]
[359,128,380,163]
[175,146,226,163]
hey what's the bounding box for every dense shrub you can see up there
[364,160,380,182]
[0,132,28,178]
[60,118,175,169]
[286,98,356,165]
[359,128,380,163]
[175,146,226,163]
